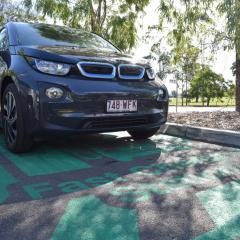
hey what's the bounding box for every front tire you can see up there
[2,83,33,153]
[128,127,159,140]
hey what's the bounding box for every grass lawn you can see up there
[169,97,236,107]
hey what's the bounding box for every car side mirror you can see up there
[0,50,10,66]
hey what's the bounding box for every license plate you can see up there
[106,100,137,113]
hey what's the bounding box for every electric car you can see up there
[0,22,168,153]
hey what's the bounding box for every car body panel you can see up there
[0,22,169,137]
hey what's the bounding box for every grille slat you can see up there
[82,65,113,75]
[77,62,116,79]
[118,64,145,80]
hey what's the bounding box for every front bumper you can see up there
[37,83,168,135]
[17,67,169,135]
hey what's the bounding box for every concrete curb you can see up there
[159,123,240,148]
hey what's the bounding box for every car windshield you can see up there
[15,23,119,53]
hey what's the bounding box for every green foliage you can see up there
[158,0,214,49]
[27,0,150,52]
[217,0,240,51]
[226,82,236,98]
[105,12,137,51]
[173,44,201,106]
[157,51,172,80]
[190,67,228,106]
[169,97,236,107]
[0,0,42,26]
[151,39,200,82]
[150,42,172,80]
[156,0,240,110]
[172,43,200,77]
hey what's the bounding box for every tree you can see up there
[172,43,200,106]
[149,35,201,106]
[148,2,208,106]
[190,67,228,106]
[0,0,41,25]
[217,0,240,111]
[25,0,150,52]
[225,81,236,106]
[157,0,240,111]
[150,42,172,80]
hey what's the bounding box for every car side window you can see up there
[0,28,9,51]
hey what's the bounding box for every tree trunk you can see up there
[185,79,188,106]
[207,98,210,107]
[236,52,240,112]
[182,79,184,106]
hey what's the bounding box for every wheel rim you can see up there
[3,91,17,144]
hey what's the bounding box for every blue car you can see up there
[0,22,169,152]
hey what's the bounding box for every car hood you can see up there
[16,45,150,67]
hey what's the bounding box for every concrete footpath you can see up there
[169,106,235,113]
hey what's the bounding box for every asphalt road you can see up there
[0,132,240,240]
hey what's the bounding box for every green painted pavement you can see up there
[160,142,193,153]
[0,137,90,176]
[51,195,139,240]
[0,164,18,203]
[0,134,215,178]
[197,181,240,226]
[0,136,162,176]
[194,181,240,240]
[108,152,240,203]
[153,135,193,153]
[0,133,239,238]
[63,147,102,161]
[194,216,240,240]
[92,141,161,162]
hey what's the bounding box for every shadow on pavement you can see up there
[0,133,163,204]
[0,132,240,240]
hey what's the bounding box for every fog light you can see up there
[45,87,64,99]
[157,89,164,101]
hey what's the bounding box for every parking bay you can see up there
[0,132,240,240]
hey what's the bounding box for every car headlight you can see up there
[146,68,156,80]
[27,57,71,75]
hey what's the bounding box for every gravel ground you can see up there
[168,111,240,131]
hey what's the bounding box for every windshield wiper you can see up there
[53,45,87,49]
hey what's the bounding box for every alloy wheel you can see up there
[3,91,17,144]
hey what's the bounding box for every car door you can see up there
[0,28,10,118]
